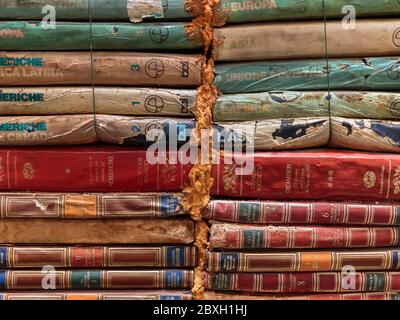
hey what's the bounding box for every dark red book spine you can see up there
[204,200,400,226]
[211,150,400,200]
[0,146,191,192]
[205,272,400,293]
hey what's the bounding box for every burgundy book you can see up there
[204,200,400,226]
[0,146,192,192]
[209,222,400,250]
[204,271,400,293]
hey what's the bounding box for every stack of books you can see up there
[0,0,203,300]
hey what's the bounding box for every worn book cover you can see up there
[214,57,400,93]
[0,52,203,87]
[0,192,187,219]
[214,19,400,61]
[0,0,195,21]
[0,218,194,244]
[0,115,96,145]
[206,249,400,272]
[209,223,399,249]
[215,0,400,24]
[0,22,202,51]
[0,270,194,290]
[0,245,197,268]
[203,200,400,225]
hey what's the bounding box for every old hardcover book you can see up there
[0,192,187,219]
[214,19,400,61]
[206,249,400,272]
[0,290,193,300]
[0,87,196,116]
[204,291,400,301]
[214,57,400,93]
[0,0,195,21]
[204,272,400,293]
[215,117,330,150]
[95,115,196,146]
[0,52,203,87]
[209,223,399,250]
[0,246,197,268]
[0,22,202,51]
[216,0,400,24]
[330,117,400,153]
[211,150,400,200]
[0,270,194,290]
[213,92,329,121]
[203,200,400,226]
[0,115,96,145]
[213,92,400,121]
[0,218,194,244]
[0,146,192,192]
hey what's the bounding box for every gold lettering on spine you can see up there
[285,164,292,194]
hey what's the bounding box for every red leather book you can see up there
[204,200,400,226]
[204,291,400,301]
[211,150,400,200]
[0,291,193,300]
[204,272,400,293]
[0,146,192,192]
[209,222,400,250]
[206,249,400,272]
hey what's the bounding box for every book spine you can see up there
[0,192,187,219]
[213,92,400,121]
[330,117,400,153]
[0,115,97,145]
[211,150,400,200]
[203,200,400,226]
[0,0,195,21]
[0,52,203,87]
[206,250,400,272]
[213,92,329,121]
[0,87,196,116]
[95,115,196,146]
[0,22,202,51]
[0,219,194,244]
[0,246,197,268]
[0,270,194,290]
[209,223,400,250]
[213,57,400,93]
[214,19,400,61]
[0,146,192,192]
[205,272,400,293]
[204,291,400,301]
[215,117,330,151]
[0,290,193,300]
[216,0,400,24]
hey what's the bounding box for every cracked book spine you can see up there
[215,0,400,24]
[0,52,203,87]
[0,192,187,219]
[0,218,194,244]
[0,0,195,21]
[208,223,400,250]
[213,57,400,93]
[213,19,400,61]
[0,22,202,51]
